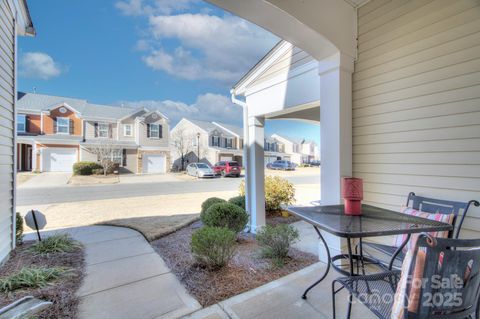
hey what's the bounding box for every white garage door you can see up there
[220,156,233,161]
[43,148,77,172]
[143,154,166,173]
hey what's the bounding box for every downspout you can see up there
[231,90,251,232]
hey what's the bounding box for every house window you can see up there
[124,124,132,137]
[192,137,198,147]
[226,138,232,148]
[211,136,220,147]
[98,123,109,138]
[17,114,26,133]
[56,117,70,134]
[148,124,160,138]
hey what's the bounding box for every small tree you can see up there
[87,140,118,176]
[171,127,193,171]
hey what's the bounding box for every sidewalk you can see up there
[26,226,201,319]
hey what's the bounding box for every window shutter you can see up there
[147,124,151,138]
[109,124,113,138]
[159,125,163,138]
[211,136,214,146]
[25,116,30,132]
[94,123,98,137]
[54,118,58,133]
[122,149,127,166]
[69,119,74,135]
[224,138,227,147]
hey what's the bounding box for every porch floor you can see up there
[185,262,377,319]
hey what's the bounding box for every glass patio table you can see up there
[286,204,453,299]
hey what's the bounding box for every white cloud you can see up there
[116,0,197,16]
[19,52,63,80]
[120,93,242,126]
[142,13,278,82]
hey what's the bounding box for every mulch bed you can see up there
[266,211,301,226]
[0,241,85,318]
[152,217,316,307]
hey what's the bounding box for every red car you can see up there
[213,161,241,177]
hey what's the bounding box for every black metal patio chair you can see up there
[333,234,480,319]
[361,192,479,268]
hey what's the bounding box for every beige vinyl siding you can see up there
[138,114,169,148]
[353,0,480,239]
[84,121,118,140]
[254,46,315,86]
[0,0,15,263]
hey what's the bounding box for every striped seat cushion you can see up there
[393,207,454,250]
[391,249,426,318]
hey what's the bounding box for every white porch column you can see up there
[318,52,354,262]
[242,105,251,219]
[247,116,266,233]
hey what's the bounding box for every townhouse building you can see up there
[271,134,319,165]
[170,118,297,169]
[16,92,170,174]
[170,118,244,170]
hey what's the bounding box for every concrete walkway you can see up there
[26,225,201,319]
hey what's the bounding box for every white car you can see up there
[186,163,216,178]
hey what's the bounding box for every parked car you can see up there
[266,160,296,170]
[213,161,241,177]
[186,163,216,178]
[309,160,321,166]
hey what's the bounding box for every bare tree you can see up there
[87,140,119,176]
[171,127,194,171]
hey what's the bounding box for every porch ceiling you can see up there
[265,102,320,123]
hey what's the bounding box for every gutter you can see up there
[231,91,251,232]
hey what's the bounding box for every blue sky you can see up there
[18,0,320,144]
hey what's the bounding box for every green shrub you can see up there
[256,224,299,260]
[191,226,236,269]
[15,212,23,244]
[201,197,226,215]
[73,161,102,175]
[202,203,248,233]
[239,176,295,212]
[0,267,67,292]
[28,234,80,255]
[228,195,246,210]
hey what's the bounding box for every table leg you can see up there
[359,238,366,275]
[302,226,331,299]
[347,238,354,275]
[388,233,411,270]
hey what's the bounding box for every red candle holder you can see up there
[342,177,363,216]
